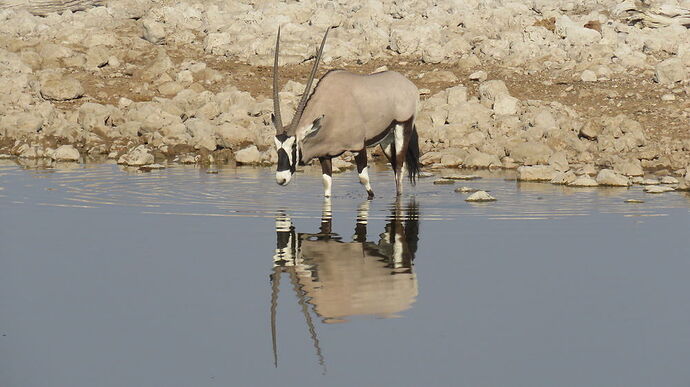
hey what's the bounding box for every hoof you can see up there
[367,190,375,199]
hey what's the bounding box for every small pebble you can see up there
[624,199,644,203]
[433,179,455,185]
[465,190,496,202]
[455,186,478,193]
[418,171,434,178]
[206,170,219,174]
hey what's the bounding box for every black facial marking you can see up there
[277,148,291,172]
[276,133,289,142]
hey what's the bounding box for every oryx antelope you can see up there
[271,27,421,198]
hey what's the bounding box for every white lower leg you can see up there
[358,166,372,192]
[322,174,332,197]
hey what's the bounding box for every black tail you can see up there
[406,125,420,185]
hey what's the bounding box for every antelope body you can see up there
[272,28,421,198]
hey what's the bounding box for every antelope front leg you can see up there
[319,157,332,197]
[355,149,374,199]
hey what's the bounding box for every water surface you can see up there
[1,162,689,387]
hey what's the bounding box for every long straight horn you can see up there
[270,268,282,368]
[273,27,284,133]
[289,27,330,131]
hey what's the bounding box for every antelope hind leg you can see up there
[393,123,409,196]
[319,157,332,197]
[355,150,374,199]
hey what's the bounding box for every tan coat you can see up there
[291,70,419,162]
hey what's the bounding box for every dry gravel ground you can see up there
[72,49,690,143]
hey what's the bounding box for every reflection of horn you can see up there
[270,268,281,368]
[288,268,326,373]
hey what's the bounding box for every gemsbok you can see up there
[271,27,421,198]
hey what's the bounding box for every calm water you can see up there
[1,161,689,387]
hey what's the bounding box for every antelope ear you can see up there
[303,116,324,140]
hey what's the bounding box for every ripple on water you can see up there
[0,163,688,220]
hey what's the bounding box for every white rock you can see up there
[235,145,262,165]
[660,176,679,184]
[555,15,601,45]
[478,80,510,106]
[581,70,597,82]
[654,58,686,84]
[596,169,630,186]
[465,190,496,202]
[492,94,519,115]
[517,165,557,181]
[551,171,577,185]
[142,20,166,45]
[40,77,84,101]
[52,145,80,162]
[661,94,676,101]
[469,70,487,81]
[640,178,660,185]
[548,151,569,172]
[613,159,644,177]
[568,175,599,187]
[644,185,675,193]
[509,142,553,165]
[117,145,154,166]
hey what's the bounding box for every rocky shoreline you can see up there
[1,0,688,190]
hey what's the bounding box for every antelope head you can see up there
[272,27,329,186]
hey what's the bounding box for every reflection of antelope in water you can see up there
[269,199,420,369]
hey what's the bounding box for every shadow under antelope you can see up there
[271,27,421,198]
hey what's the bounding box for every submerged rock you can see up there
[465,190,496,202]
[644,185,675,193]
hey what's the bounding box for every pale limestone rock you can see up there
[551,171,577,185]
[465,191,496,202]
[660,176,679,184]
[644,185,675,193]
[548,151,569,172]
[469,70,487,81]
[581,70,597,82]
[52,145,80,162]
[40,77,84,101]
[568,175,599,187]
[142,20,166,45]
[509,142,553,165]
[463,150,501,168]
[235,145,262,165]
[117,145,154,166]
[517,165,557,181]
[613,159,644,177]
[596,169,630,186]
[654,58,686,84]
[493,94,519,115]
